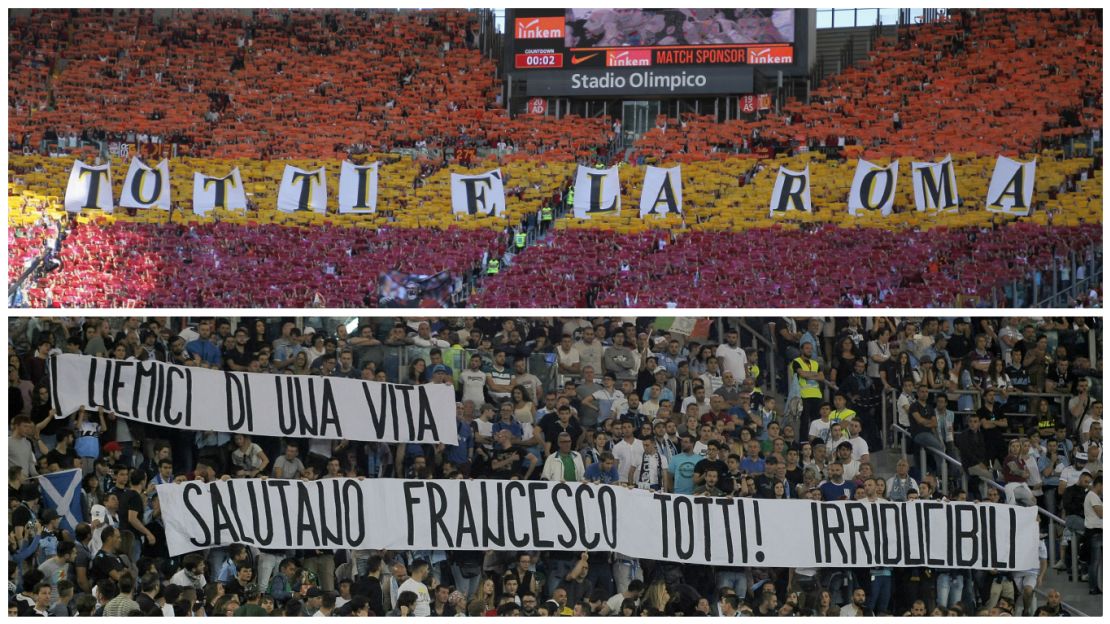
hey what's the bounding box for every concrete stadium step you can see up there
[1040,568,1101,616]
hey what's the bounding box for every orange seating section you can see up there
[9,9,611,160]
[633,9,1101,162]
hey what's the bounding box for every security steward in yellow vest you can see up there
[829,393,857,424]
[486,258,500,275]
[792,341,825,437]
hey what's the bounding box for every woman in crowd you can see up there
[511,385,536,424]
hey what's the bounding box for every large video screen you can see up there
[564,9,795,48]
[510,8,796,72]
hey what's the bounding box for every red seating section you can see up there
[470,223,1100,308]
[16,222,500,308]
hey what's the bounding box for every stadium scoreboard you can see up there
[507,9,800,96]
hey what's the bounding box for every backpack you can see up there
[37,530,59,563]
[75,435,100,459]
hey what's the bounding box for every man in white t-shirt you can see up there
[1012,527,1048,616]
[1083,476,1102,595]
[592,374,626,425]
[459,354,488,407]
[555,334,581,380]
[601,580,644,616]
[715,328,748,382]
[575,326,604,375]
[1079,400,1102,445]
[807,403,832,443]
[679,385,712,417]
[1059,452,1090,490]
[846,419,870,464]
[397,559,432,616]
[611,420,645,485]
[511,357,543,408]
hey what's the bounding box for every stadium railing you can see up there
[1030,246,1103,308]
[889,421,1085,592]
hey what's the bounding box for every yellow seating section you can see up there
[8,155,575,231]
[9,151,1100,233]
[558,150,1101,232]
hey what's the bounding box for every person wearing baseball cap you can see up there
[304,586,323,615]
[102,441,124,465]
[430,363,452,385]
[12,483,41,544]
[229,583,264,616]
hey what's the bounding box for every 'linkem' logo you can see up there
[748,47,794,64]
[607,49,652,67]
[515,17,564,39]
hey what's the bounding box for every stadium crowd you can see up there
[7,9,1103,310]
[8,316,1103,616]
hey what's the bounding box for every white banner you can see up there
[912,154,960,213]
[277,165,328,213]
[450,169,506,217]
[63,160,113,213]
[338,161,379,214]
[848,159,898,217]
[985,156,1036,216]
[158,478,1038,571]
[49,354,457,445]
[639,165,683,217]
[573,165,621,218]
[192,168,248,216]
[118,158,171,210]
[769,165,810,215]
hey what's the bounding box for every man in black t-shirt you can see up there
[135,573,162,615]
[541,406,584,456]
[908,385,945,474]
[490,430,524,479]
[122,471,157,557]
[45,429,79,472]
[225,563,255,600]
[11,483,41,543]
[89,527,126,587]
[946,319,973,360]
[224,327,253,372]
[693,441,727,489]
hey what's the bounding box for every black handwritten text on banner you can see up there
[157,479,1037,570]
[49,354,456,444]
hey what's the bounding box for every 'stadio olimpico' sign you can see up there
[526,67,754,96]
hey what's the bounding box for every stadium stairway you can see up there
[869,445,1101,616]
[812,23,897,79]
[1040,568,1100,616]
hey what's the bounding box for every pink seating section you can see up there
[469,223,1101,308]
[14,222,501,308]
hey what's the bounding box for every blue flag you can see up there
[39,468,84,534]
